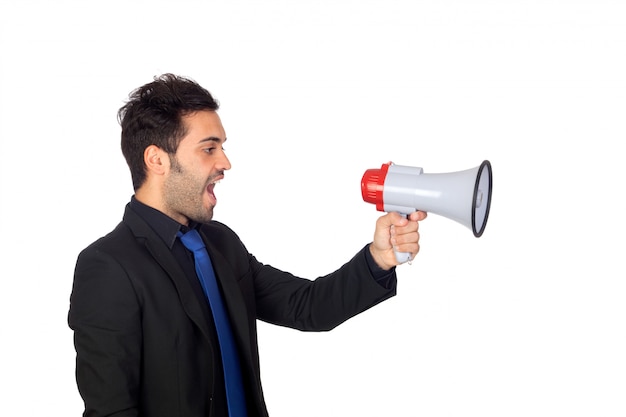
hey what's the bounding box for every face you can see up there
[162,110,231,225]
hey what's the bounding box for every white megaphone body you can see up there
[361,160,493,263]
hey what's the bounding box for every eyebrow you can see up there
[198,136,227,144]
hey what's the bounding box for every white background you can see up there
[1,1,625,416]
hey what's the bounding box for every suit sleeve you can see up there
[68,246,141,417]
[251,245,397,332]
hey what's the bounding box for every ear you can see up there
[144,145,169,176]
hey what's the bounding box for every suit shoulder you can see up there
[78,221,135,257]
[202,220,239,239]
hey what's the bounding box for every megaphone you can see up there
[361,160,493,263]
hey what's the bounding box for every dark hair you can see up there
[118,73,220,190]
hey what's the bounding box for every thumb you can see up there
[383,211,409,227]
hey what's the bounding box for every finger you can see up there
[394,217,419,235]
[394,228,419,245]
[394,239,420,258]
[408,210,428,222]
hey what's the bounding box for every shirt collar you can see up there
[129,196,200,249]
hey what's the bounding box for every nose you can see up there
[220,149,232,171]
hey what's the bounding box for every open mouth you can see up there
[206,172,224,205]
[207,182,216,203]
[206,178,221,205]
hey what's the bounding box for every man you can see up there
[68,73,427,417]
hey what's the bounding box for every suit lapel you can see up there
[123,205,253,369]
[123,206,213,342]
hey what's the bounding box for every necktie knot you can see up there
[178,229,207,253]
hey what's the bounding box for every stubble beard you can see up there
[163,155,215,225]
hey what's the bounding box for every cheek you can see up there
[200,158,220,173]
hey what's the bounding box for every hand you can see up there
[369,211,427,270]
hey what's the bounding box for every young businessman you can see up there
[68,73,426,417]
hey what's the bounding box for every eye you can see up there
[203,146,226,154]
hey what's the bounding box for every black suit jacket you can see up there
[68,204,397,417]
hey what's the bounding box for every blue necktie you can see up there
[178,229,248,417]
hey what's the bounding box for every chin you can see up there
[200,208,215,224]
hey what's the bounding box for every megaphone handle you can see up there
[394,249,412,264]
[392,212,413,264]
